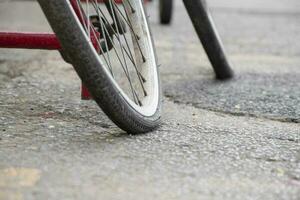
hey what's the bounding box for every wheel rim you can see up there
[69,0,159,117]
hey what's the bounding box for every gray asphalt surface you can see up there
[0,0,299,200]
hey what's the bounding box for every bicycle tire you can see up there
[159,0,173,24]
[182,0,233,79]
[38,0,162,133]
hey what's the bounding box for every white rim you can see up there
[68,0,159,117]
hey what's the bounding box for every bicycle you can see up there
[0,0,233,133]
[1,0,161,133]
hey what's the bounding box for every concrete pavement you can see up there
[0,0,299,199]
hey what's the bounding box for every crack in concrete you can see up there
[211,7,300,17]
[164,95,300,124]
[266,136,300,144]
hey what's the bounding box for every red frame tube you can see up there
[0,32,61,50]
[0,31,99,50]
[0,0,145,100]
[0,0,144,50]
[0,0,100,50]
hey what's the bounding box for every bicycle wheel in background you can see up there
[159,0,173,24]
[38,0,161,133]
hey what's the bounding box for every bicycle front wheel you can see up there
[38,0,161,133]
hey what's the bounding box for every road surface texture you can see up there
[0,0,299,199]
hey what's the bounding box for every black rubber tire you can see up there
[159,0,173,25]
[182,0,234,80]
[37,0,162,134]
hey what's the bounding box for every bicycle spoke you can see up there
[92,1,147,95]
[96,15,141,103]
[76,0,88,33]
[107,0,141,103]
[125,0,135,13]
[77,0,151,106]
[91,1,114,75]
[112,0,146,62]
[86,0,90,39]
[106,1,147,95]
[76,0,115,75]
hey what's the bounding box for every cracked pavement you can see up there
[0,0,300,200]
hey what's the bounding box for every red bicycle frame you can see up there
[0,0,149,99]
[0,0,118,99]
[0,0,111,50]
[0,32,61,50]
[0,0,139,50]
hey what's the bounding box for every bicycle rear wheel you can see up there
[38,0,161,133]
